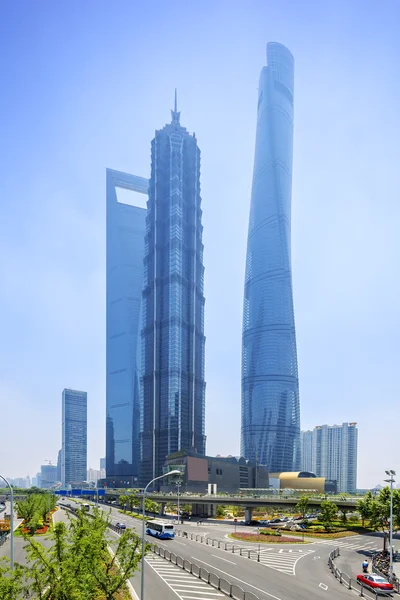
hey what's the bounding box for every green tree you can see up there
[357,491,374,527]
[25,506,147,599]
[119,495,128,511]
[295,495,309,520]
[144,499,159,515]
[0,558,26,600]
[216,505,226,518]
[320,500,338,531]
[128,493,140,512]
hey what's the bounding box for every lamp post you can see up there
[140,470,181,600]
[0,475,13,570]
[177,480,181,524]
[384,470,396,581]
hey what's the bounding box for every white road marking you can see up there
[319,583,328,590]
[211,554,236,565]
[192,557,283,600]
[173,540,187,546]
[146,555,225,599]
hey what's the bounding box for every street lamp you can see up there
[140,470,181,600]
[0,475,13,570]
[384,470,396,581]
[176,479,182,524]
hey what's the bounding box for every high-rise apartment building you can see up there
[301,422,358,493]
[300,430,313,473]
[241,43,300,472]
[140,96,206,484]
[62,388,87,486]
[106,169,148,486]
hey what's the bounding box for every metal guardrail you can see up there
[149,542,260,600]
[327,547,397,598]
[0,532,9,547]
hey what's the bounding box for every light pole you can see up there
[140,470,181,600]
[384,470,396,581]
[176,480,181,524]
[0,475,13,570]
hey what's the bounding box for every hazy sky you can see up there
[1,0,399,489]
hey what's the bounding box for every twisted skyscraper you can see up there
[241,43,300,473]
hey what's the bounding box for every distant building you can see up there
[87,468,103,483]
[300,422,358,493]
[40,465,57,489]
[269,471,337,494]
[162,450,269,494]
[300,431,313,472]
[62,388,87,487]
[57,449,62,483]
[100,457,106,470]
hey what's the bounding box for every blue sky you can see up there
[0,0,399,488]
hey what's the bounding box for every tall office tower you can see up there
[140,96,206,484]
[56,449,62,482]
[106,169,148,486]
[241,43,300,473]
[313,422,358,493]
[300,430,313,472]
[62,388,87,486]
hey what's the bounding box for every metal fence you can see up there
[327,547,396,599]
[0,532,8,547]
[176,527,265,561]
[149,543,260,600]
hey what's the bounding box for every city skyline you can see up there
[1,1,399,488]
[241,42,300,472]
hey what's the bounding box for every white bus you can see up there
[145,521,175,539]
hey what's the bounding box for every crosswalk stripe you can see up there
[146,555,225,599]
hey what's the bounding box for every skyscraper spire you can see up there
[171,88,180,123]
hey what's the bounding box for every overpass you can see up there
[103,491,359,519]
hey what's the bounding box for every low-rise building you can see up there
[269,471,337,494]
[161,450,269,494]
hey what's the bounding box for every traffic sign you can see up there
[234,518,238,523]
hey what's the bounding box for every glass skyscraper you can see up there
[140,97,206,485]
[62,388,87,486]
[241,43,300,473]
[106,169,148,485]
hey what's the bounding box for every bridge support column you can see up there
[158,502,166,516]
[245,507,253,522]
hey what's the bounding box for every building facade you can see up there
[300,430,313,473]
[300,423,358,493]
[140,97,206,485]
[162,450,269,494]
[40,465,57,489]
[312,423,358,493]
[241,42,300,473]
[106,169,148,486]
[62,388,87,487]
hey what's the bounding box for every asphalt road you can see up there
[68,498,375,600]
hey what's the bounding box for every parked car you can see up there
[269,518,281,524]
[356,574,393,593]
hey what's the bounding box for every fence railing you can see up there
[176,527,264,561]
[149,542,260,600]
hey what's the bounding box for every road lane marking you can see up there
[319,583,328,590]
[191,557,283,600]
[211,554,236,564]
[173,540,187,546]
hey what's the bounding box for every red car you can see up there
[356,574,393,593]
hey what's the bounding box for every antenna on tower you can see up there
[171,88,180,124]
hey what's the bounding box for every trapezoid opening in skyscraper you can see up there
[241,42,300,473]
